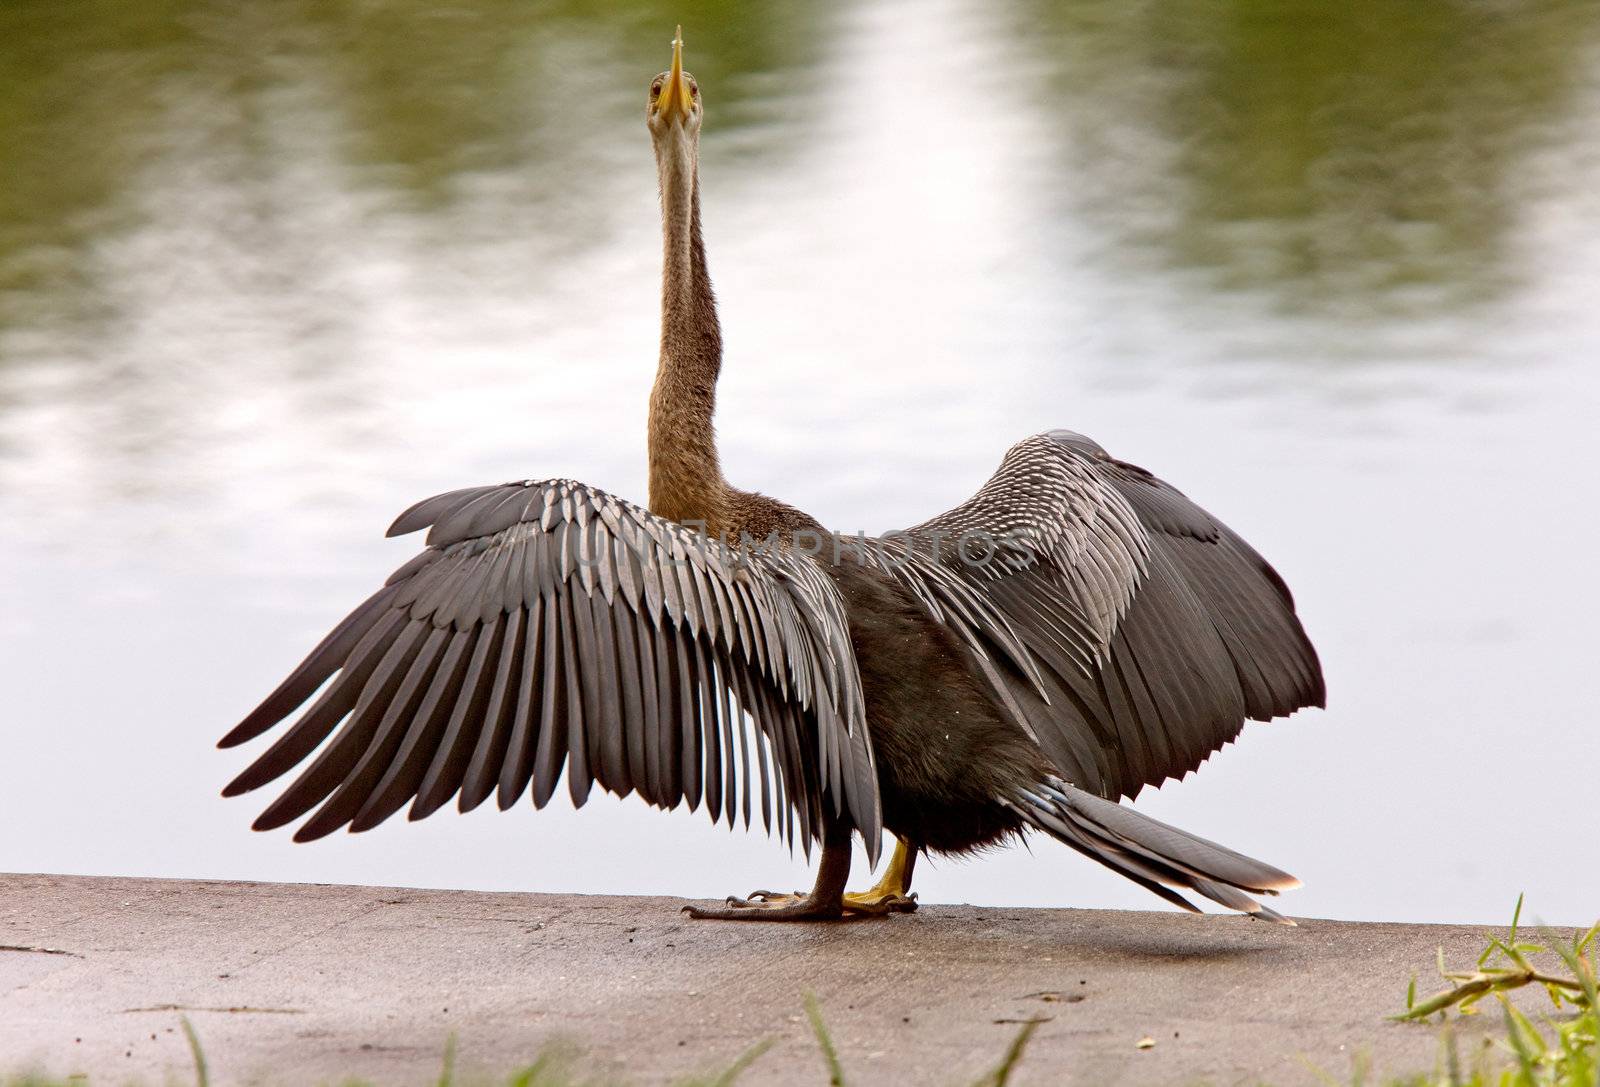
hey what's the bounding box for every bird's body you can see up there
[832,556,1037,855]
[221,30,1323,923]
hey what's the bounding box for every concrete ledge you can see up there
[2,874,1498,1085]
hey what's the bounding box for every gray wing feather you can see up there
[221,479,881,861]
[906,432,1149,652]
[896,430,1323,800]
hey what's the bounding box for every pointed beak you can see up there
[656,26,693,122]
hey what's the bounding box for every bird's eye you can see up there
[689,83,699,99]
[650,79,663,97]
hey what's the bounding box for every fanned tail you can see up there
[1007,778,1300,926]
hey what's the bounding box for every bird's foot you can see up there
[842,889,918,915]
[681,886,915,921]
[682,889,844,921]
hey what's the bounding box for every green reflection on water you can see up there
[0,0,822,327]
[1025,0,1598,310]
[1,0,1596,339]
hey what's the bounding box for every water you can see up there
[3,0,1598,925]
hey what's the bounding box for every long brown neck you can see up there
[648,130,730,533]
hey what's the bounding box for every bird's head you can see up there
[647,26,701,141]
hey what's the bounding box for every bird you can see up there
[219,28,1324,924]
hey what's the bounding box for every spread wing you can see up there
[220,479,881,860]
[877,430,1324,800]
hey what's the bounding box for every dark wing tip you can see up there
[217,723,257,749]
[290,821,337,843]
[407,792,450,822]
[250,807,298,833]
[290,801,355,841]
[218,708,280,749]
[1309,672,1329,709]
[221,745,300,797]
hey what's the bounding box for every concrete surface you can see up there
[1,874,1515,1085]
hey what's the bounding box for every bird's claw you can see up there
[682,886,916,922]
[682,893,841,921]
[841,890,919,916]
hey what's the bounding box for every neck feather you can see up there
[649,131,729,532]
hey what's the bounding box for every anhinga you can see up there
[220,30,1324,924]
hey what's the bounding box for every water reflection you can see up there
[1022,0,1600,312]
[0,0,842,519]
[0,0,820,298]
[2,0,1597,924]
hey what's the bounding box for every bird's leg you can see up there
[841,837,918,915]
[682,823,862,921]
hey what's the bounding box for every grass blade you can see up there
[180,1017,208,1087]
[706,1038,776,1087]
[804,992,847,1087]
[436,1033,457,1087]
[971,1018,1044,1087]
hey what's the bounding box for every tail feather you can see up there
[1044,783,1301,892]
[1011,777,1299,926]
[1023,799,1205,916]
[1187,879,1290,925]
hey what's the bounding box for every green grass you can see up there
[1374,895,1598,1087]
[6,900,1594,1087]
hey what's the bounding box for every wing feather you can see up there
[497,595,545,810]
[530,597,569,809]
[221,584,402,748]
[250,618,428,832]
[693,630,725,824]
[666,623,701,812]
[558,590,592,808]
[894,430,1323,799]
[223,479,880,859]
[411,617,499,819]
[294,622,449,841]
[350,625,476,832]
[221,606,406,797]
[460,604,523,812]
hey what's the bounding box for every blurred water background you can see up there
[3,0,1598,924]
